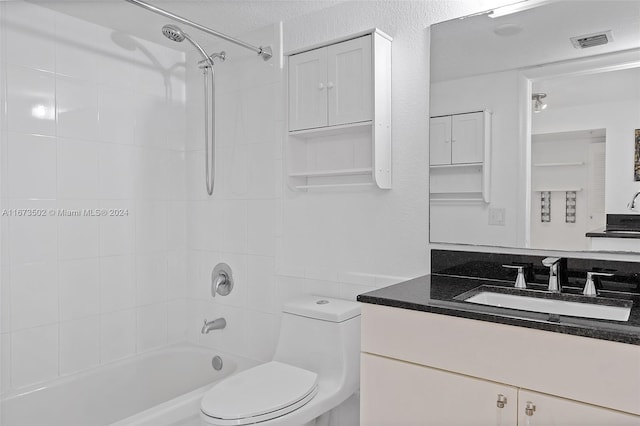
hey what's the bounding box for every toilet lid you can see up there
[201,361,318,424]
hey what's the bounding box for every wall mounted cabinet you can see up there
[429,110,491,202]
[286,29,392,190]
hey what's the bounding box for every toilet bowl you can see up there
[200,295,361,426]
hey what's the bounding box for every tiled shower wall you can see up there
[0,1,188,393]
[184,24,283,363]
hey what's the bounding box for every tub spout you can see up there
[201,317,226,334]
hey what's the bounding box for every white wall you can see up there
[429,70,520,246]
[532,97,640,215]
[0,1,187,394]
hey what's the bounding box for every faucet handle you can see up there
[542,257,561,267]
[502,264,528,289]
[583,271,614,297]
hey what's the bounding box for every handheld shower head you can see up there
[161,24,214,66]
[162,24,185,42]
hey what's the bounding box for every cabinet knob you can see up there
[496,394,507,409]
[318,82,325,90]
[525,401,536,416]
[327,81,335,89]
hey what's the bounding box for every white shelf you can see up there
[288,121,372,138]
[430,192,485,203]
[295,182,374,190]
[533,188,583,192]
[430,163,483,169]
[533,162,585,167]
[289,168,373,178]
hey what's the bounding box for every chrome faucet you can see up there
[542,257,565,293]
[201,317,226,334]
[583,271,614,297]
[502,264,528,289]
[628,191,640,210]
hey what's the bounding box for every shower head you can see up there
[161,24,214,66]
[162,24,186,42]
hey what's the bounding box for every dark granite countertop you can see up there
[586,227,640,239]
[357,274,640,345]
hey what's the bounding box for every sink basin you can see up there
[464,291,631,322]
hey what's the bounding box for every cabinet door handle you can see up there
[496,394,507,408]
[318,82,325,90]
[327,81,335,89]
[524,401,536,426]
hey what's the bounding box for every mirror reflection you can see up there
[429,0,640,252]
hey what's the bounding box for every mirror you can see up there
[429,0,640,252]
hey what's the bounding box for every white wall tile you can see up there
[6,65,55,136]
[7,133,56,199]
[247,200,275,256]
[9,199,58,265]
[246,310,277,362]
[137,303,167,352]
[1,333,10,394]
[135,148,168,200]
[136,253,168,306]
[242,83,278,145]
[57,138,99,199]
[56,77,99,140]
[59,258,100,321]
[167,299,187,344]
[4,1,55,72]
[134,95,168,149]
[98,143,137,199]
[100,255,135,313]
[248,142,276,198]
[167,201,187,250]
[57,199,100,260]
[59,317,99,375]
[11,324,58,389]
[99,199,135,257]
[247,255,276,314]
[167,250,187,300]
[10,261,58,330]
[135,201,167,253]
[221,200,247,254]
[166,151,186,201]
[100,309,136,363]
[97,87,137,145]
[55,13,98,81]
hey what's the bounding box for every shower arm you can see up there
[125,0,272,61]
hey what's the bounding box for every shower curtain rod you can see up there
[124,0,273,61]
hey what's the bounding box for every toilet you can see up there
[200,295,361,426]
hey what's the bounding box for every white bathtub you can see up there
[1,344,256,426]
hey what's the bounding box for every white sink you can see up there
[464,291,631,322]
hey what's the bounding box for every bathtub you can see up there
[1,344,257,426]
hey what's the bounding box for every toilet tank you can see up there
[273,296,361,389]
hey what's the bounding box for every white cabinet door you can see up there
[327,35,372,126]
[518,390,640,426]
[452,111,484,164]
[429,116,452,165]
[361,353,518,426]
[288,47,328,131]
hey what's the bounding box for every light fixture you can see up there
[532,93,548,113]
[488,0,554,19]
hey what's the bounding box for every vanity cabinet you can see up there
[360,304,640,425]
[286,29,392,190]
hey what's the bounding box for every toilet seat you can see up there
[200,361,319,426]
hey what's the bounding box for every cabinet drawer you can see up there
[361,304,640,415]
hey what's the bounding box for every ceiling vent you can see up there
[570,30,613,49]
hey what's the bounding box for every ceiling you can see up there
[30,0,344,51]
[431,0,640,82]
